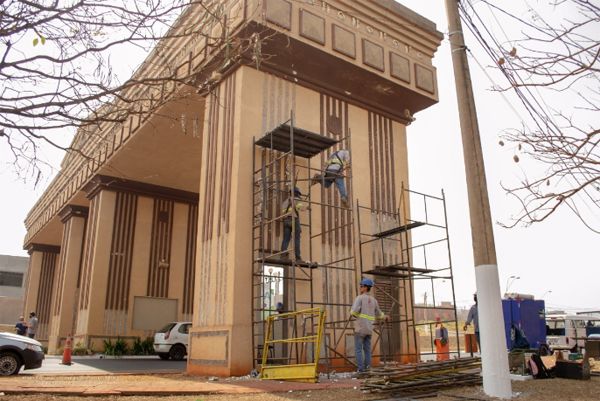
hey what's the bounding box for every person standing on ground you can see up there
[463,294,480,347]
[311,149,350,207]
[15,316,27,336]
[434,317,450,361]
[27,312,39,339]
[280,187,307,262]
[350,278,388,374]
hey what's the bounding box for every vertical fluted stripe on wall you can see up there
[72,216,87,335]
[319,93,354,324]
[80,196,100,310]
[218,75,235,236]
[105,192,137,310]
[121,194,137,310]
[216,74,236,325]
[387,118,397,210]
[183,204,198,315]
[224,75,235,234]
[53,219,71,316]
[368,112,396,214]
[76,218,88,289]
[258,74,297,254]
[36,252,58,327]
[207,89,219,242]
[378,115,385,211]
[147,198,174,298]
[274,157,282,238]
[198,89,219,325]
[320,95,353,247]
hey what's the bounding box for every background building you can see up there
[0,254,29,325]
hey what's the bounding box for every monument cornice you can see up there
[23,0,443,251]
[59,205,89,223]
[26,243,61,255]
[83,174,199,204]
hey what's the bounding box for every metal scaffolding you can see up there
[356,187,461,363]
[252,111,461,373]
[252,111,356,371]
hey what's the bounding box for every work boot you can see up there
[310,174,321,186]
[341,196,349,208]
[280,252,290,261]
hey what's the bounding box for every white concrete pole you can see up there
[444,0,512,398]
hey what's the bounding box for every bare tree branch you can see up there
[0,0,253,183]
[460,0,600,233]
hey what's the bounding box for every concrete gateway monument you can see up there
[23,0,451,377]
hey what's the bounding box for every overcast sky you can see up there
[0,1,596,312]
[400,1,598,311]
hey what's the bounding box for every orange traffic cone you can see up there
[61,335,72,365]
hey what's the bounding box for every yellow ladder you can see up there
[260,307,326,383]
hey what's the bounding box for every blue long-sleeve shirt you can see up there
[466,304,479,332]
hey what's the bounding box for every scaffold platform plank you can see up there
[255,124,338,158]
[364,265,433,278]
[363,269,410,279]
[372,265,433,273]
[259,256,319,269]
[372,221,426,238]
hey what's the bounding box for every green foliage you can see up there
[32,36,46,46]
[113,337,128,356]
[72,342,91,356]
[103,338,115,356]
[132,337,144,355]
[132,337,155,355]
[142,337,155,355]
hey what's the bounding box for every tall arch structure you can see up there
[23,0,443,376]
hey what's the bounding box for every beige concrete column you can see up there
[74,189,116,350]
[189,67,262,376]
[23,244,60,344]
[23,249,44,318]
[48,205,88,354]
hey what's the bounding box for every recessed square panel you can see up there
[300,10,325,45]
[415,64,435,94]
[265,0,292,30]
[332,24,356,59]
[362,39,384,71]
[390,52,410,83]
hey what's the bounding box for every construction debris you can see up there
[361,357,482,398]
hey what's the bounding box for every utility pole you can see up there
[444,0,512,398]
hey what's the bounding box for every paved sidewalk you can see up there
[19,355,186,375]
[0,373,358,396]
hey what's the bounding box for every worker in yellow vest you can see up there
[350,278,389,373]
[311,149,350,207]
[280,187,306,261]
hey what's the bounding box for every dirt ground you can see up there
[0,375,598,401]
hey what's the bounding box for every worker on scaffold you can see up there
[280,187,307,262]
[311,149,350,207]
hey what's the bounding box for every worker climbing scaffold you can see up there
[311,149,351,207]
